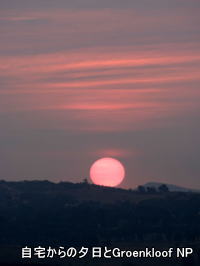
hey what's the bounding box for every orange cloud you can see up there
[0,19,200,132]
[91,148,137,158]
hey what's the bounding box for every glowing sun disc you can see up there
[90,157,125,187]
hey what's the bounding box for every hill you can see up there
[0,179,164,205]
[143,182,200,192]
[0,180,199,266]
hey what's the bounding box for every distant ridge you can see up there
[143,182,200,192]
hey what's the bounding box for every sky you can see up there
[0,0,200,189]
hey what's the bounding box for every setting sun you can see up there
[90,157,125,187]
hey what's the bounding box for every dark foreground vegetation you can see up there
[0,180,199,266]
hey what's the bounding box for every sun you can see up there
[90,157,125,187]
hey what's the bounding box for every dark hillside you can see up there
[0,180,199,266]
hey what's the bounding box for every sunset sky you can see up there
[0,0,200,189]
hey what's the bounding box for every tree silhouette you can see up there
[158,184,169,193]
[82,178,89,184]
[137,185,146,193]
[146,186,157,193]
